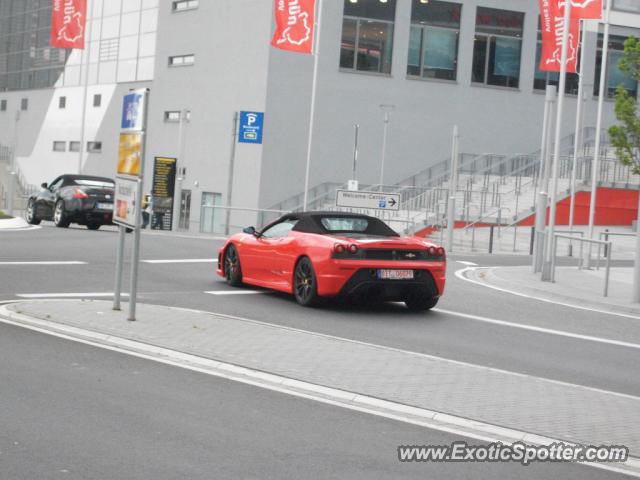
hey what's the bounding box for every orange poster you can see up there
[117,133,142,176]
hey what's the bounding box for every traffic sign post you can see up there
[112,88,150,321]
[336,190,400,211]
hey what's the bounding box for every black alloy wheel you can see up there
[293,257,319,307]
[25,199,41,225]
[53,200,70,228]
[87,223,101,230]
[224,245,243,287]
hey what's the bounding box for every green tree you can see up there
[608,37,640,175]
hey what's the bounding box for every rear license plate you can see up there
[97,203,113,211]
[377,269,414,280]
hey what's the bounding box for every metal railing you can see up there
[199,205,291,235]
[551,233,613,297]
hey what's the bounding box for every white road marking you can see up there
[0,306,638,478]
[204,290,265,296]
[455,266,640,321]
[16,293,128,299]
[142,259,218,264]
[456,261,478,266]
[434,308,640,351]
[0,261,87,265]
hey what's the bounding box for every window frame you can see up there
[168,54,195,67]
[339,0,397,77]
[53,141,66,152]
[58,96,66,109]
[0,99,6,111]
[593,33,638,99]
[87,141,103,153]
[471,7,524,89]
[407,0,462,81]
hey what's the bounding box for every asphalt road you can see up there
[0,224,637,398]
[0,320,626,480]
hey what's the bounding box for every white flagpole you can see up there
[542,0,572,281]
[77,0,94,174]
[568,20,586,239]
[302,0,323,211]
[585,0,612,268]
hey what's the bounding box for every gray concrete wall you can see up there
[145,0,272,231]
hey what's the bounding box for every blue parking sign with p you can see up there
[121,91,146,131]
[239,111,264,144]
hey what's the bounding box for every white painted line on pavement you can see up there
[142,259,218,264]
[434,308,640,351]
[204,290,265,296]
[456,261,478,266]
[0,261,87,265]
[455,266,640,321]
[16,293,128,299]
[0,306,638,479]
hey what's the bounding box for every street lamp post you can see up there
[542,0,572,282]
[172,109,189,231]
[379,104,395,190]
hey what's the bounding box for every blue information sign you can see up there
[121,90,146,131]
[238,111,264,144]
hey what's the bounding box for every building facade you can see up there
[1,0,639,232]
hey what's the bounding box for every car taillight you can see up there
[428,246,437,256]
[436,247,446,257]
[348,244,359,254]
[73,188,88,199]
[334,244,346,254]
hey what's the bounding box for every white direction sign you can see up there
[336,189,400,211]
[113,175,140,228]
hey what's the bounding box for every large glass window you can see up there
[407,0,461,81]
[533,19,580,94]
[340,0,397,75]
[594,34,638,98]
[472,7,524,88]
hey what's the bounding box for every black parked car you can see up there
[26,174,115,230]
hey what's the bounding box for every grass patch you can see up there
[0,210,14,220]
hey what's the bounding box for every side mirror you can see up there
[243,226,258,236]
[41,182,48,189]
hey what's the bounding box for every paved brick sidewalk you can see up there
[470,266,640,317]
[4,300,640,457]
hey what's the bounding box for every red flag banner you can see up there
[539,0,580,73]
[51,0,87,49]
[271,0,315,54]
[557,0,603,20]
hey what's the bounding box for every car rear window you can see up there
[73,179,114,188]
[320,217,369,232]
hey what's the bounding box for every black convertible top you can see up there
[268,211,400,237]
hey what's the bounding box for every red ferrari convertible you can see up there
[217,212,446,310]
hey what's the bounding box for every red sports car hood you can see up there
[329,235,436,249]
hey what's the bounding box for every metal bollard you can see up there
[489,225,495,254]
[603,229,609,257]
[529,226,535,255]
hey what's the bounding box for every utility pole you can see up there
[445,125,459,253]
[172,109,189,231]
[379,104,395,190]
[533,86,557,273]
[225,112,239,235]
